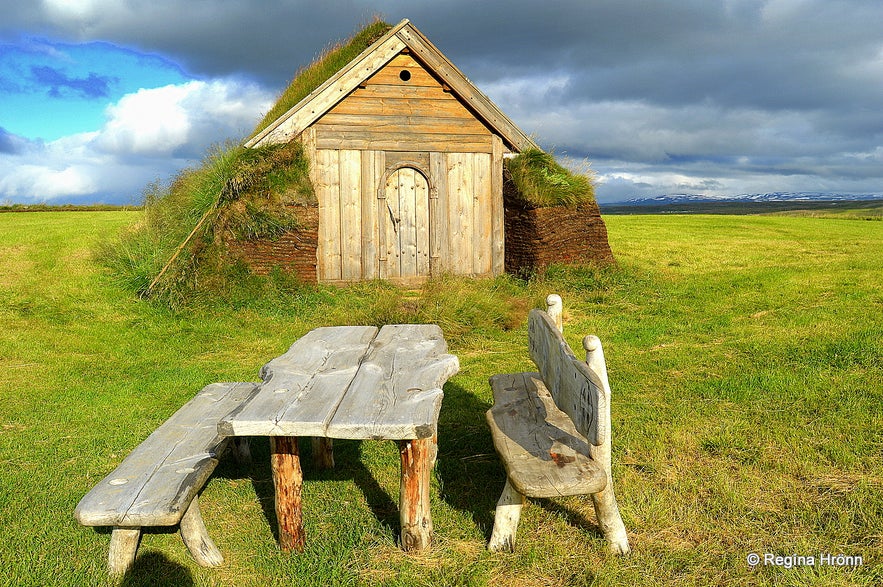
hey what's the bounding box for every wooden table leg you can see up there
[270,436,305,552]
[311,437,335,469]
[398,438,433,551]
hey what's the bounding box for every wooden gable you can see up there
[246,19,538,153]
[314,52,494,153]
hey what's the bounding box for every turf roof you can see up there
[505,149,596,208]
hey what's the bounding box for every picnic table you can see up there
[218,324,459,552]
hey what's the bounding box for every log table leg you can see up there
[398,438,433,551]
[270,436,305,552]
[311,437,335,469]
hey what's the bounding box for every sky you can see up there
[1,0,881,205]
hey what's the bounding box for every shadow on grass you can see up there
[434,380,501,537]
[119,551,193,587]
[215,436,400,544]
[538,499,607,542]
[209,379,541,547]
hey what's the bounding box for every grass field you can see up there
[600,199,883,219]
[1,211,881,586]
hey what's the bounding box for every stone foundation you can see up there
[504,201,615,275]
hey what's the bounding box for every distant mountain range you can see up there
[616,192,883,206]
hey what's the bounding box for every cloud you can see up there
[0,78,274,203]
[1,161,98,199]
[1,0,881,202]
[0,127,22,154]
[95,79,273,159]
[30,64,114,98]
[5,0,379,84]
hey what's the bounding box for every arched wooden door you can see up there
[381,167,430,280]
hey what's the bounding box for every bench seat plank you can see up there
[487,372,606,498]
[218,327,378,437]
[326,324,460,439]
[75,381,258,527]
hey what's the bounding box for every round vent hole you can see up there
[399,70,411,82]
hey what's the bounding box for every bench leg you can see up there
[311,437,335,469]
[180,495,224,567]
[108,527,141,576]
[590,439,631,555]
[398,438,433,551]
[488,479,525,552]
[270,436,305,552]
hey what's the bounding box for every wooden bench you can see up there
[486,294,630,554]
[75,381,258,575]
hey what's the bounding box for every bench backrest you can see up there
[527,308,609,447]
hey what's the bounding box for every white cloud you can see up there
[0,162,95,199]
[481,73,570,112]
[41,0,104,21]
[96,84,193,157]
[0,78,274,203]
[95,80,272,159]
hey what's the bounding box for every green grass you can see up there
[1,211,882,585]
[101,140,312,305]
[504,148,595,208]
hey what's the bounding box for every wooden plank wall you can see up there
[316,149,386,282]
[315,148,502,283]
[441,152,495,276]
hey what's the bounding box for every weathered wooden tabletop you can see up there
[218,324,459,440]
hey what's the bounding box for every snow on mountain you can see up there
[620,192,883,206]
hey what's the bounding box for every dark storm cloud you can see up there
[0,0,381,85]
[1,0,881,202]
[4,1,880,112]
[30,65,115,98]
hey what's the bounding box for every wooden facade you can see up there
[247,20,538,284]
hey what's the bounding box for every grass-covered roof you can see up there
[504,149,596,209]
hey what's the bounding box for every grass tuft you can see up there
[504,149,595,208]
